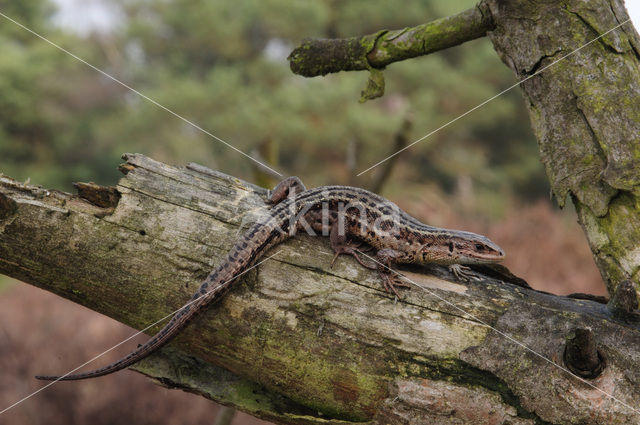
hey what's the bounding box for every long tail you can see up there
[35,188,295,381]
[35,283,225,381]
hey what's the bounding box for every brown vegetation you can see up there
[489,202,605,296]
[0,282,270,425]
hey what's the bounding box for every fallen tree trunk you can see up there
[0,154,639,424]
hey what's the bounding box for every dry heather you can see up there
[0,283,270,425]
[488,202,605,295]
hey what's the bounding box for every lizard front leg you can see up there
[449,264,479,281]
[302,209,375,270]
[329,221,376,269]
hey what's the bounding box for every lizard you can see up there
[35,176,504,381]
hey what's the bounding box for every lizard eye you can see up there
[475,243,485,251]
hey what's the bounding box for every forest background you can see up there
[0,1,638,424]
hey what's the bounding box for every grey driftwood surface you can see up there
[0,154,639,424]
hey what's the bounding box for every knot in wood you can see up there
[563,328,606,379]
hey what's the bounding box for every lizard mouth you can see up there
[470,248,505,263]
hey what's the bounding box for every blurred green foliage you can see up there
[0,275,14,292]
[0,0,549,208]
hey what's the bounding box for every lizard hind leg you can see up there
[268,176,307,204]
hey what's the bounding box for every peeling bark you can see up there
[1,154,639,424]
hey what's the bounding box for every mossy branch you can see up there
[288,4,494,78]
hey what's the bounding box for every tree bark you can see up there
[485,0,640,298]
[1,154,639,424]
[288,0,640,299]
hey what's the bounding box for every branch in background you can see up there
[251,137,280,189]
[346,138,359,186]
[288,4,494,93]
[369,114,413,193]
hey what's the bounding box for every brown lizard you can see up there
[36,176,504,381]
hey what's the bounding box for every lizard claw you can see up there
[330,243,376,270]
[449,264,480,282]
[378,272,411,298]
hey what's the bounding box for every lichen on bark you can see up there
[485,0,640,295]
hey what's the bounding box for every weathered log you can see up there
[0,154,639,424]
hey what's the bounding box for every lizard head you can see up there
[420,231,505,265]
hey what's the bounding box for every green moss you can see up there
[132,346,341,425]
[359,68,385,102]
[216,306,392,421]
[581,154,595,166]
[577,192,640,292]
